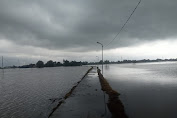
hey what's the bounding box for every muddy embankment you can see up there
[97,67,128,118]
[48,67,93,118]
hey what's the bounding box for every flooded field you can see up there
[103,62,177,118]
[0,66,90,118]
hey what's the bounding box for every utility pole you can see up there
[102,45,103,75]
[97,42,107,116]
[97,42,103,75]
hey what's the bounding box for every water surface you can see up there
[103,62,177,118]
[0,66,90,118]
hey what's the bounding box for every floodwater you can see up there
[0,66,90,118]
[103,62,177,118]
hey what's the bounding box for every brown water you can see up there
[103,62,177,118]
[0,66,90,118]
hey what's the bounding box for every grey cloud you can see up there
[0,0,177,52]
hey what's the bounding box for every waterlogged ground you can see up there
[50,67,110,118]
[103,62,177,118]
[0,66,90,118]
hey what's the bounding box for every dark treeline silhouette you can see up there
[18,59,88,68]
[2,58,177,69]
[89,58,177,65]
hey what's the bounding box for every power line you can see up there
[105,0,142,48]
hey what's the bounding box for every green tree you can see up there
[104,60,110,64]
[56,62,62,66]
[63,59,70,66]
[45,60,54,67]
[36,60,44,68]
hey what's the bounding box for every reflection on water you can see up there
[104,62,177,118]
[0,66,90,118]
[1,69,4,79]
[105,64,110,70]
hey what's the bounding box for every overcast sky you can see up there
[0,0,177,66]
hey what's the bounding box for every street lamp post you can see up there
[97,42,103,75]
[97,42,107,115]
[96,56,99,68]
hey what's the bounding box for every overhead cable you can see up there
[105,0,142,48]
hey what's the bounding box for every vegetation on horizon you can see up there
[1,58,177,69]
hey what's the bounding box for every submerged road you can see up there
[50,67,111,118]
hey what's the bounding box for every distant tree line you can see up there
[35,59,88,68]
[2,58,177,69]
[88,58,177,65]
[17,59,88,68]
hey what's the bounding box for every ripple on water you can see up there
[0,66,90,118]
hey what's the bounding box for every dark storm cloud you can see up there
[0,0,177,51]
